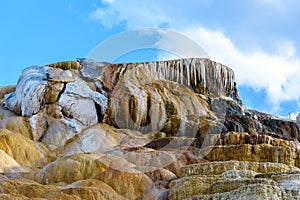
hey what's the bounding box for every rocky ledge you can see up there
[0,58,299,199]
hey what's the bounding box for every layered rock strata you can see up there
[0,58,299,199]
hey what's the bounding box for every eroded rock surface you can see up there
[297,113,300,124]
[169,161,299,200]
[0,58,300,199]
[4,61,108,134]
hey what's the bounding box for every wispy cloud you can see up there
[183,27,300,108]
[89,3,121,28]
[89,0,300,113]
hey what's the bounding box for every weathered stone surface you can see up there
[297,113,300,124]
[40,191,78,200]
[244,109,300,141]
[0,175,127,199]
[67,179,116,192]
[169,176,227,199]
[0,85,16,99]
[180,160,300,177]
[0,194,29,200]
[2,58,300,200]
[202,144,300,167]
[4,64,108,135]
[61,123,150,155]
[108,147,175,167]
[219,184,288,200]
[49,187,127,200]
[102,58,242,136]
[106,78,208,135]
[96,168,153,200]
[0,177,59,199]
[144,137,201,150]
[0,150,26,173]
[191,184,288,200]
[46,60,81,70]
[143,168,177,182]
[58,80,107,133]
[220,131,292,147]
[34,153,134,184]
[169,160,300,199]
[107,147,191,177]
[40,180,128,200]
[254,171,300,199]
[31,110,75,148]
[78,58,109,81]
[220,169,258,179]
[4,66,74,116]
[0,107,32,139]
[210,178,278,194]
[101,58,240,100]
[0,130,44,169]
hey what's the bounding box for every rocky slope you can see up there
[0,58,299,199]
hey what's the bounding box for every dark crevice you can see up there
[56,83,67,102]
[95,102,104,122]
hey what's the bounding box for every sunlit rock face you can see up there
[3,58,242,138]
[4,60,108,137]
[169,161,300,200]
[101,58,239,100]
[1,58,300,199]
[102,58,241,136]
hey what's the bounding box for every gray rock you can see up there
[58,81,107,132]
[78,58,110,81]
[4,66,74,116]
[4,64,108,135]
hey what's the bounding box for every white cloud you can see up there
[89,0,213,29]
[102,0,114,3]
[289,112,300,120]
[89,0,170,28]
[89,4,120,28]
[89,0,300,112]
[183,27,300,107]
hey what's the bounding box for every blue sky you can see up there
[1,0,300,118]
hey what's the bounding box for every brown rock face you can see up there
[0,129,45,169]
[34,153,136,185]
[96,169,153,199]
[102,58,240,135]
[169,161,299,200]
[0,86,16,99]
[1,58,300,199]
[0,107,32,139]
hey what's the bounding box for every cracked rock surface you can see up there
[0,58,299,199]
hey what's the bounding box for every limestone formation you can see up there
[96,168,153,199]
[77,58,109,81]
[60,123,150,155]
[4,66,74,116]
[0,129,45,169]
[34,153,135,185]
[0,150,26,173]
[169,161,300,200]
[0,107,32,139]
[46,60,81,70]
[1,58,300,199]
[58,80,107,132]
[4,62,108,134]
[0,85,16,99]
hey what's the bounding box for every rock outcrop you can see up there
[4,62,108,134]
[0,58,300,199]
[169,160,300,199]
